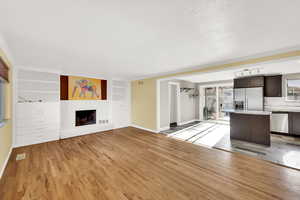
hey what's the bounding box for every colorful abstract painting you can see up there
[68,76,102,100]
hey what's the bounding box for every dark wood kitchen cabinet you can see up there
[234,76,264,89]
[234,78,248,88]
[289,112,300,136]
[230,113,270,146]
[230,113,251,141]
[264,75,282,97]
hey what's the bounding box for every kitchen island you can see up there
[228,110,271,146]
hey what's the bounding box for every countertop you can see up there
[223,109,272,115]
[265,107,300,113]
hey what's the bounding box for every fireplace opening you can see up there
[76,110,96,126]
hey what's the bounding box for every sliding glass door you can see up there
[218,86,234,121]
[205,87,217,120]
[203,86,233,121]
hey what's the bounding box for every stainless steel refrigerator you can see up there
[234,87,264,111]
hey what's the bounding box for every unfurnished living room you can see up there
[1,1,300,200]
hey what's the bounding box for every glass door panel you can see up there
[218,86,233,121]
[205,87,217,120]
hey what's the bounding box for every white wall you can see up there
[111,80,131,129]
[170,84,178,123]
[160,80,170,129]
[179,81,197,124]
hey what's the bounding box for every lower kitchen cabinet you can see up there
[289,112,300,136]
[230,113,270,146]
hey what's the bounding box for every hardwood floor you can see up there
[1,127,300,200]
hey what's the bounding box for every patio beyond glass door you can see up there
[205,87,217,120]
[218,86,234,121]
[204,86,233,121]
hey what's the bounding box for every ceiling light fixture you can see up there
[234,68,262,78]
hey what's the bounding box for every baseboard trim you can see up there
[0,146,13,180]
[159,126,170,132]
[130,124,158,133]
[60,128,114,139]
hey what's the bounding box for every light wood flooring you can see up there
[0,127,300,200]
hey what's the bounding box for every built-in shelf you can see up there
[18,79,60,84]
[17,69,60,103]
[20,90,60,94]
[112,80,128,102]
[112,85,126,89]
[15,69,61,147]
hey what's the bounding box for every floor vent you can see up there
[16,153,26,161]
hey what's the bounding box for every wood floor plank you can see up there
[0,127,300,200]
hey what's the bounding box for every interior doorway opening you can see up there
[169,84,178,127]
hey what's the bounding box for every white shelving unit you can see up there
[15,69,60,147]
[17,69,60,102]
[112,80,131,129]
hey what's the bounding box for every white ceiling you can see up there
[176,59,300,83]
[1,0,300,79]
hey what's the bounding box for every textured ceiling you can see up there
[1,0,300,79]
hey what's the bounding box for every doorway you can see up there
[204,87,217,120]
[169,82,180,127]
[170,84,178,126]
[218,86,234,121]
[203,85,233,121]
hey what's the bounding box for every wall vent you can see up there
[16,153,26,161]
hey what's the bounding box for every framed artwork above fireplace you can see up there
[60,75,107,100]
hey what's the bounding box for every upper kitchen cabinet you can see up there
[234,78,247,88]
[234,76,264,89]
[264,75,282,97]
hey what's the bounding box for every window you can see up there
[0,56,8,124]
[0,78,5,123]
[287,79,300,101]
